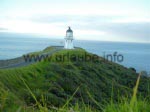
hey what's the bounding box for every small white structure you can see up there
[64,27,74,49]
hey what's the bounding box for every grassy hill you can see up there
[0,46,150,112]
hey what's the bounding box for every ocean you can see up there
[0,32,150,72]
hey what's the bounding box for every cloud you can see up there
[0,27,8,33]
[101,23,150,42]
[0,15,149,43]
[0,27,8,31]
[0,0,149,43]
[112,18,150,23]
[79,20,150,42]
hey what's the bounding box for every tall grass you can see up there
[0,82,8,111]
[104,73,150,112]
[0,73,150,112]
[19,73,150,112]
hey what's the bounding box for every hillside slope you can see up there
[0,46,150,111]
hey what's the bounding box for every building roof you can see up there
[66,27,73,33]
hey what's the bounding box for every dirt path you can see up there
[0,46,63,69]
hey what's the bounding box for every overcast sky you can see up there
[0,0,150,43]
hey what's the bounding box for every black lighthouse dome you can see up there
[66,26,73,33]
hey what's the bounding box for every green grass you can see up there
[1,72,149,112]
[0,47,150,112]
[27,46,56,55]
[104,74,150,112]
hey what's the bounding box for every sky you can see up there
[0,0,150,43]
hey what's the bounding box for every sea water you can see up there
[0,32,150,72]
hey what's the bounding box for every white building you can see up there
[64,27,74,49]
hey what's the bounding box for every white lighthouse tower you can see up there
[64,27,74,49]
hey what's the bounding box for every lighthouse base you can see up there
[64,40,74,49]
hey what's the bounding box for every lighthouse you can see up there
[64,27,74,49]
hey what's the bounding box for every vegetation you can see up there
[0,47,150,112]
